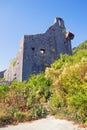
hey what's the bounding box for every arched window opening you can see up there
[58,20,61,27]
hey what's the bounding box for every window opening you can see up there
[32,47,35,51]
[40,49,45,54]
[58,20,61,26]
[14,73,16,76]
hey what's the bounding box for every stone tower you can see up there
[4,17,74,81]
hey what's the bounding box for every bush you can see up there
[31,105,47,119]
[6,81,28,110]
[26,73,52,107]
[0,115,13,126]
[46,46,87,124]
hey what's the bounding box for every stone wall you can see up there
[4,17,74,81]
[0,70,6,78]
[4,38,24,81]
[22,18,74,80]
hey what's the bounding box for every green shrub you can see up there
[31,105,47,119]
[0,115,13,126]
[0,85,10,103]
[13,111,25,122]
[7,107,25,122]
[26,73,52,106]
[47,46,87,124]
[0,78,5,81]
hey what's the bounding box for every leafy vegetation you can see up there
[0,73,50,126]
[0,78,5,81]
[46,41,87,124]
[0,41,87,126]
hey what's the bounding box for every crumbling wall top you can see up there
[54,17,65,29]
[54,17,63,23]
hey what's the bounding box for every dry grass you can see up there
[0,103,7,117]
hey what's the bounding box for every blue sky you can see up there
[0,0,87,71]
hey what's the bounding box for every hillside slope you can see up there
[0,41,87,126]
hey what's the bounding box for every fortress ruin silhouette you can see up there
[3,17,74,81]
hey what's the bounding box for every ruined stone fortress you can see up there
[1,17,74,81]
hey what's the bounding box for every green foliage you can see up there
[73,40,87,54]
[45,41,87,124]
[47,50,87,123]
[0,78,5,81]
[0,115,13,126]
[6,80,28,110]
[51,54,73,69]
[0,40,87,125]
[13,111,25,122]
[0,85,10,103]
[0,85,9,94]
[26,73,52,107]
[0,73,50,125]
[31,105,47,119]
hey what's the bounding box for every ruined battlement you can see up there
[3,17,74,81]
[54,17,65,28]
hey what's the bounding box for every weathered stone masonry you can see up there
[3,17,74,81]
